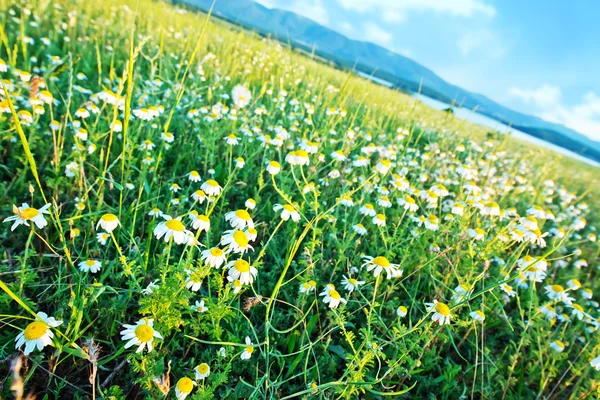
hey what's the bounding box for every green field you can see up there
[1,0,599,399]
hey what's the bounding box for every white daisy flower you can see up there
[226,259,258,285]
[201,247,227,269]
[273,203,300,222]
[153,215,194,245]
[78,259,102,273]
[425,300,452,325]
[362,256,401,279]
[4,203,51,231]
[201,180,222,197]
[225,209,254,229]
[15,312,63,355]
[96,213,120,233]
[241,336,254,360]
[195,363,210,380]
[120,318,162,353]
[175,377,195,400]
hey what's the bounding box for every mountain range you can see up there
[175,0,600,163]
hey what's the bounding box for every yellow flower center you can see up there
[165,219,185,232]
[551,285,565,293]
[206,179,219,187]
[435,302,451,316]
[233,231,249,247]
[283,204,295,212]
[245,346,254,354]
[329,290,341,300]
[572,304,583,312]
[134,324,154,343]
[270,161,280,168]
[85,260,95,266]
[177,377,194,393]
[235,210,251,221]
[199,215,209,222]
[102,213,117,222]
[20,207,39,220]
[24,321,48,340]
[234,260,250,273]
[210,248,223,257]
[197,363,209,374]
[372,256,390,268]
[348,279,358,285]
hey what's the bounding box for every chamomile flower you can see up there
[225,209,255,229]
[185,268,203,292]
[341,275,365,293]
[426,300,452,325]
[4,203,51,231]
[188,211,210,232]
[591,356,600,370]
[397,306,408,317]
[245,198,257,209]
[500,284,516,298]
[195,363,210,380]
[266,160,281,175]
[372,213,386,226]
[78,259,102,273]
[299,280,317,294]
[320,286,347,309]
[569,303,586,320]
[399,195,418,212]
[545,284,574,304]
[201,247,227,268]
[550,340,566,353]
[352,223,367,235]
[97,232,109,246]
[241,336,254,360]
[120,318,162,353]
[362,255,401,279]
[153,215,193,245]
[15,312,63,355]
[192,190,208,203]
[226,259,258,285]
[470,310,486,322]
[201,180,222,196]
[359,203,376,217]
[273,203,301,222]
[187,170,201,182]
[96,213,120,233]
[175,377,195,400]
[192,300,208,313]
[221,229,254,253]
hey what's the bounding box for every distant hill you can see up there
[176,0,600,162]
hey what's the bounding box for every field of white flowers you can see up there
[1,0,599,398]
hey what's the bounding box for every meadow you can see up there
[0,0,599,398]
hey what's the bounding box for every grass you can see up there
[0,0,599,398]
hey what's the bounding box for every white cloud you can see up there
[381,10,406,23]
[510,86,600,141]
[256,0,329,26]
[363,21,393,46]
[339,21,355,35]
[509,84,562,109]
[338,0,495,18]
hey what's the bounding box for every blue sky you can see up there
[255,0,600,141]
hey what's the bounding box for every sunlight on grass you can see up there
[0,0,599,398]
